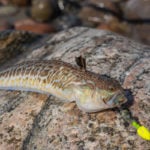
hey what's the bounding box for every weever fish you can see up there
[0,60,127,112]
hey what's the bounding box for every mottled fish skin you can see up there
[0,60,127,112]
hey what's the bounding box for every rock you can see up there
[0,5,19,16]
[0,21,14,31]
[53,14,81,30]
[10,0,31,7]
[31,0,54,22]
[15,19,56,34]
[89,0,119,13]
[0,27,150,149]
[0,0,11,5]
[119,0,150,45]
[122,0,150,19]
[78,0,120,27]
[0,30,41,65]
[78,6,104,27]
[97,18,130,36]
[129,24,150,46]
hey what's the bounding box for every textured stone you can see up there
[0,27,149,149]
[0,30,41,65]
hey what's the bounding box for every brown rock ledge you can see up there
[0,27,149,150]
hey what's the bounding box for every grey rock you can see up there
[0,27,149,150]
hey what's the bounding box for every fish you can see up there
[0,59,127,112]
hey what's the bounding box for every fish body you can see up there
[0,60,127,112]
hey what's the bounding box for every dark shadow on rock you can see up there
[121,90,140,123]
[113,89,141,126]
[122,89,134,108]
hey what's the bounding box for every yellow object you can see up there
[132,121,150,140]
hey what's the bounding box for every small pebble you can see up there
[31,0,54,22]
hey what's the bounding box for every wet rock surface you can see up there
[0,27,150,149]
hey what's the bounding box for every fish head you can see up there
[100,89,127,107]
[74,78,127,112]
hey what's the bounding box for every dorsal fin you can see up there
[75,55,86,70]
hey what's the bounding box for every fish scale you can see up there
[0,60,127,112]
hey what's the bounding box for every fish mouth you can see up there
[106,92,126,106]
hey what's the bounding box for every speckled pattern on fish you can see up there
[0,60,127,112]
